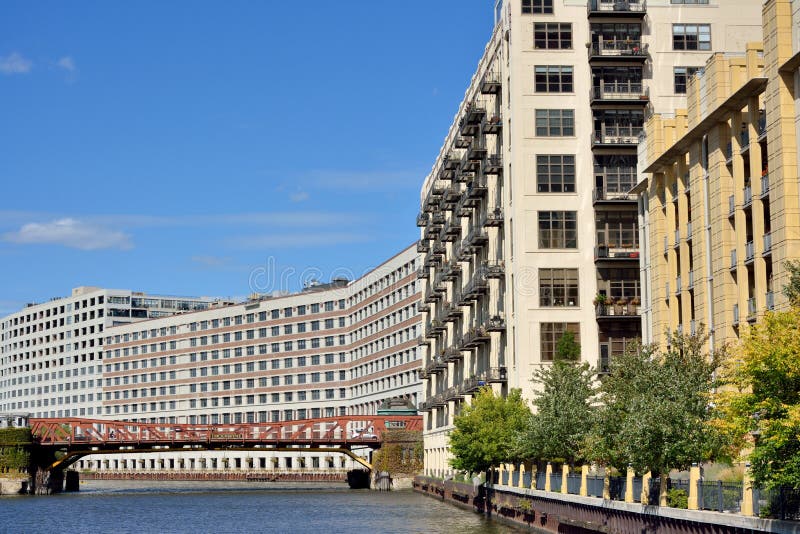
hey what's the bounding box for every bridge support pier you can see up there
[65,470,79,492]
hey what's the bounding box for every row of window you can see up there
[524,0,707,16]
[532,22,711,52]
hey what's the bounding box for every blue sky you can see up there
[0,1,495,312]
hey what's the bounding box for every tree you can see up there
[523,358,596,465]
[715,307,800,489]
[555,331,581,362]
[449,387,530,474]
[782,260,800,305]
[587,331,727,503]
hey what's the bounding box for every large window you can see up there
[539,269,579,307]
[673,66,703,93]
[673,24,711,51]
[540,323,580,361]
[534,23,572,50]
[537,155,575,193]
[538,211,577,249]
[535,65,573,93]
[535,109,574,136]
[523,0,554,13]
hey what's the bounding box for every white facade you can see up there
[0,287,218,418]
[419,0,763,475]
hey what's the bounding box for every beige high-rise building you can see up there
[637,0,800,351]
[417,0,763,475]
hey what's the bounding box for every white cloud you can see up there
[232,232,369,249]
[56,56,76,72]
[3,218,132,250]
[289,191,309,202]
[0,52,32,75]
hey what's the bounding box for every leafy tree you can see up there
[782,260,800,305]
[523,358,595,464]
[715,308,800,489]
[555,331,581,362]
[587,331,727,503]
[449,387,530,474]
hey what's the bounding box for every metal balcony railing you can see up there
[733,304,740,325]
[589,40,647,58]
[728,195,735,218]
[766,291,775,311]
[688,270,695,289]
[484,207,504,226]
[743,185,753,208]
[592,81,648,101]
[481,260,505,278]
[676,275,682,294]
[483,154,503,174]
[482,113,503,135]
[747,297,757,320]
[686,221,693,241]
[761,173,770,197]
[593,125,643,145]
[674,229,680,247]
[745,240,755,263]
[480,70,501,94]
[758,113,767,139]
[730,249,738,270]
[690,320,697,336]
[588,0,646,14]
[763,232,772,256]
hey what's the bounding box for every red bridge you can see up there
[30,415,422,472]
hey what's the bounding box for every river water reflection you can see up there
[0,480,522,534]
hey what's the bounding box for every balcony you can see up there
[591,81,649,104]
[465,174,489,200]
[592,126,643,147]
[663,236,668,256]
[463,270,489,300]
[455,242,472,262]
[690,320,697,336]
[416,267,429,280]
[589,40,648,62]
[454,136,471,149]
[676,275,682,294]
[444,154,462,170]
[767,291,775,310]
[588,0,646,17]
[441,260,462,281]
[459,102,486,136]
[455,190,473,216]
[485,315,506,332]
[733,304,740,326]
[423,251,442,269]
[763,232,772,257]
[416,240,430,254]
[455,168,473,184]
[483,207,504,226]
[416,213,428,227]
[725,142,733,165]
[442,186,461,206]
[761,173,770,198]
[417,303,430,313]
[728,195,735,218]
[688,270,695,290]
[594,244,639,262]
[443,345,462,363]
[745,240,755,264]
[440,221,461,243]
[743,185,753,209]
[442,301,462,321]
[747,297,757,322]
[482,260,505,278]
[592,187,633,203]
[686,221,693,241]
[467,138,487,161]
[462,325,490,347]
[483,154,503,175]
[596,299,641,319]
[465,227,488,250]
[443,386,464,403]
[428,180,446,198]
[462,368,508,393]
[730,249,738,271]
[674,229,680,248]
[482,114,503,135]
[480,70,501,94]
[432,243,446,256]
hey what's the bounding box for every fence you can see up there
[698,480,743,513]
[755,486,800,520]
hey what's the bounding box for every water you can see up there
[0,480,521,534]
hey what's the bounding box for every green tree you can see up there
[782,260,800,305]
[449,387,530,474]
[555,331,581,362]
[523,358,596,464]
[587,331,727,503]
[716,307,800,489]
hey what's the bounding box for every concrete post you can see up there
[741,463,755,516]
[508,463,515,487]
[603,472,611,500]
[545,462,552,492]
[625,466,635,503]
[641,471,652,504]
[530,464,537,490]
[518,463,526,489]
[498,464,505,486]
[561,464,569,494]
[688,463,701,510]
[579,465,588,496]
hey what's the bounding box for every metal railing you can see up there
[592,81,648,100]
[590,40,647,57]
[767,291,775,310]
[763,232,772,255]
[728,195,735,217]
[743,185,753,208]
[761,173,770,197]
[588,0,646,13]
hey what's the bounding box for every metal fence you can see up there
[587,475,604,497]
[698,480,743,513]
[755,486,800,520]
[522,471,532,488]
[550,472,563,491]
[567,474,582,495]
[535,472,546,491]
[511,470,519,487]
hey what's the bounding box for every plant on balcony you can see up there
[614,297,628,315]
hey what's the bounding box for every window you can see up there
[538,211,577,248]
[540,322,580,361]
[535,66,573,93]
[673,66,702,94]
[539,269,579,307]
[534,23,571,50]
[673,24,710,51]
[537,155,575,193]
[522,0,553,13]
[535,109,574,136]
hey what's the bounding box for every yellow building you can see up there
[637,0,800,351]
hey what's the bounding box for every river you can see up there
[0,480,521,534]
